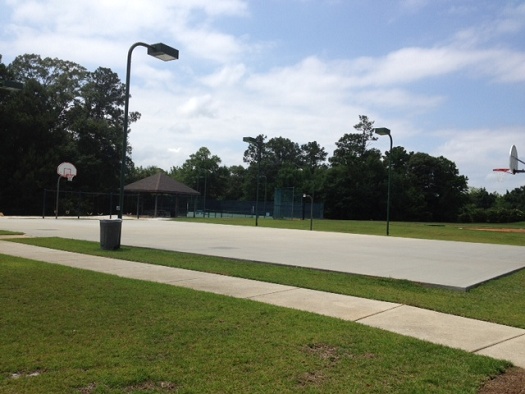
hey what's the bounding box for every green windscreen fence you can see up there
[43,188,323,219]
[273,187,323,219]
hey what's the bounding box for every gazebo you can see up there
[124,172,199,217]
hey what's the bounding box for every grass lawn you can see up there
[9,237,525,329]
[0,230,23,236]
[174,217,525,246]
[0,254,509,393]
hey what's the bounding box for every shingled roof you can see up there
[124,172,199,195]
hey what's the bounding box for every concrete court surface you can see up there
[1,216,524,290]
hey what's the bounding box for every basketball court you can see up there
[1,217,523,291]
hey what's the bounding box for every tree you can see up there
[324,115,383,219]
[405,153,468,221]
[0,54,137,214]
[9,54,87,134]
[130,166,166,183]
[0,79,61,214]
[242,134,266,166]
[261,137,304,197]
[468,187,498,210]
[67,67,137,192]
[219,165,246,200]
[174,147,222,200]
[265,137,301,168]
[300,141,327,170]
[323,148,384,219]
[329,115,377,166]
[384,146,424,221]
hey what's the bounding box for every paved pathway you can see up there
[1,216,525,290]
[0,238,524,369]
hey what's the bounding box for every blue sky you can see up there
[1,0,524,194]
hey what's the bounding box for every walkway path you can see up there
[1,239,524,369]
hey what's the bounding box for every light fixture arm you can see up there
[118,42,178,219]
[118,43,144,219]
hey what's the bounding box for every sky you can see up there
[1,0,524,194]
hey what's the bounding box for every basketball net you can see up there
[495,171,507,183]
[492,169,510,183]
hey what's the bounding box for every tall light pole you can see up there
[119,42,179,219]
[303,194,314,231]
[260,175,267,218]
[243,136,261,226]
[374,127,392,236]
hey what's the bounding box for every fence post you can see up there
[42,189,46,218]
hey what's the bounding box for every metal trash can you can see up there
[100,219,122,250]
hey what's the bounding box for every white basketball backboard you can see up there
[510,145,518,174]
[57,162,77,181]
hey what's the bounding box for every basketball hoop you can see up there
[57,162,77,181]
[55,162,77,219]
[492,169,509,183]
[493,145,525,177]
[492,168,512,174]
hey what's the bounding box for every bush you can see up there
[458,207,525,223]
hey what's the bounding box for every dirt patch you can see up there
[473,228,525,233]
[0,235,28,239]
[303,343,341,363]
[479,367,525,393]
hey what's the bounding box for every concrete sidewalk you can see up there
[1,239,524,369]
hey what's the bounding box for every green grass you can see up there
[9,237,525,329]
[174,217,525,246]
[0,254,509,393]
[0,230,23,236]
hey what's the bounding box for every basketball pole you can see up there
[55,175,61,219]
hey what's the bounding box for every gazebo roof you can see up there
[124,172,199,195]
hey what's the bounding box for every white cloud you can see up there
[433,127,525,193]
[201,64,247,87]
[178,95,218,118]
[349,47,481,87]
[453,2,525,47]
[246,57,351,106]
[358,88,444,110]
[345,42,525,89]
[176,28,246,63]
[2,0,250,67]
[1,0,524,195]
[399,0,431,12]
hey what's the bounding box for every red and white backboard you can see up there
[510,145,519,174]
[57,162,77,181]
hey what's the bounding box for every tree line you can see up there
[1,53,524,221]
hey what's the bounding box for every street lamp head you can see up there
[147,43,179,61]
[243,136,257,144]
[374,127,391,136]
